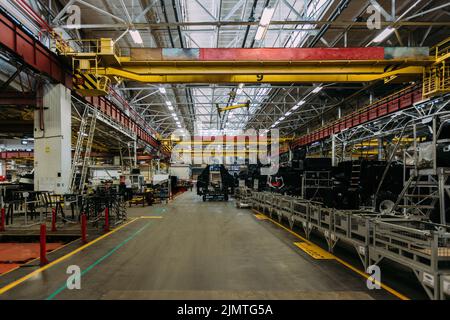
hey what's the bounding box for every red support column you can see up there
[81,213,87,244]
[40,224,48,266]
[51,208,57,232]
[104,207,110,232]
[0,208,5,232]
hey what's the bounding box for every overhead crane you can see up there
[51,37,444,97]
[217,101,250,114]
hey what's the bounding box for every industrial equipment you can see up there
[196,165,235,202]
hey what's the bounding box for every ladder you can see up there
[78,108,98,193]
[390,170,440,218]
[69,107,97,194]
[69,107,89,193]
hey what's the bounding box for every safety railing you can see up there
[372,219,450,271]
[249,190,450,299]
[423,37,450,98]
[431,37,450,61]
[54,38,120,57]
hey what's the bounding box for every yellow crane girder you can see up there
[86,66,424,84]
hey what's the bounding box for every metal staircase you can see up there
[390,169,440,218]
[388,114,450,224]
[69,107,98,194]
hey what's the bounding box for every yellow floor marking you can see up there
[251,209,410,301]
[254,214,268,220]
[139,216,163,219]
[294,242,335,260]
[0,217,141,295]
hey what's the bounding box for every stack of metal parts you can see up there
[250,191,450,300]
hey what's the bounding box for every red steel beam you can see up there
[291,85,423,149]
[199,47,386,61]
[131,47,429,61]
[0,10,71,87]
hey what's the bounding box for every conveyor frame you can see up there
[250,191,450,300]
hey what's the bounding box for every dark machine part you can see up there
[273,148,332,198]
[240,164,268,191]
[196,165,235,201]
[267,166,301,195]
[328,160,404,211]
[298,158,332,171]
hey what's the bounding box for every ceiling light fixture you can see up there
[372,27,395,43]
[129,29,143,44]
[159,87,166,94]
[312,86,323,94]
[254,6,275,41]
[292,100,306,110]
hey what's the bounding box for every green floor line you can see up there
[46,221,153,300]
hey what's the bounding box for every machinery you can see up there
[328,160,405,212]
[197,165,235,202]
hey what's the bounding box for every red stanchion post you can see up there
[81,213,87,244]
[0,208,5,232]
[104,207,110,232]
[51,208,57,232]
[40,223,48,266]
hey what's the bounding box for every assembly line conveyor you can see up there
[239,187,450,300]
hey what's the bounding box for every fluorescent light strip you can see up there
[129,30,143,44]
[260,6,275,26]
[292,100,306,110]
[312,86,323,94]
[373,27,395,43]
[254,7,275,41]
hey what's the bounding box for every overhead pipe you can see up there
[171,0,184,48]
[160,0,175,48]
[242,0,259,48]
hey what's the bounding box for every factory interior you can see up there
[0,0,450,306]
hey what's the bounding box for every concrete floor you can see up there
[0,191,397,300]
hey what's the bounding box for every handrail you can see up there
[292,84,422,147]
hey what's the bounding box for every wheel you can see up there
[376,191,397,214]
